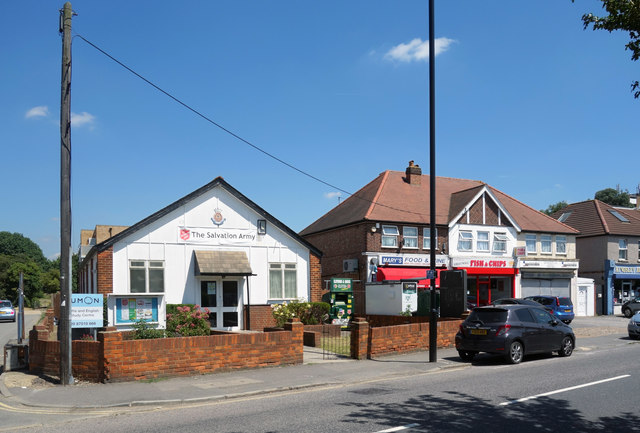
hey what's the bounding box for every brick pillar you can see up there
[309,252,323,302]
[97,246,114,295]
[350,317,369,360]
[100,328,123,382]
[284,318,304,364]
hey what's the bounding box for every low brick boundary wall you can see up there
[29,319,304,383]
[351,317,462,359]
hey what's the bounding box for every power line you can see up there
[74,34,427,219]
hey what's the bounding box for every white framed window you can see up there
[129,260,164,293]
[619,239,628,261]
[382,225,399,248]
[477,231,490,252]
[556,235,567,255]
[458,231,473,251]
[403,227,418,249]
[493,233,507,253]
[269,263,297,299]
[541,235,552,254]
[423,227,438,250]
[525,234,537,254]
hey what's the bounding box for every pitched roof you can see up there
[300,170,578,236]
[81,177,322,267]
[551,200,640,237]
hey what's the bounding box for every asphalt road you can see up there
[3,328,638,433]
[0,309,40,366]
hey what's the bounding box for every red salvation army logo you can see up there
[180,229,190,240]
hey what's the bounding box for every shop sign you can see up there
[71,294,103,328]
[178,227,256,246]
[451,257,514,268]
[519,260,579,269]
[331,278,352,292]
[514,247,526,257]
[378,254,448,267]
[614,265,640,275]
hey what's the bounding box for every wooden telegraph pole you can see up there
[59,2,74,386]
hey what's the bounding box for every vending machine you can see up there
[329,278,353,326]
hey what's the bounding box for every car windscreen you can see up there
[531,297,553,306]
[467,309,508,324]
[559,297,572,306]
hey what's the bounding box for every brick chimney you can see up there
[405,160,422,185]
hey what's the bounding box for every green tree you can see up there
[0,231,49,269]
[595,187,633,206]
[542,201,569,215]
[0,259,43,306]
[575,0,640,98]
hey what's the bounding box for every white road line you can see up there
[377,424,420,432]
[499,374,630,406]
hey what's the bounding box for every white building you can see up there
[78,177,323,331]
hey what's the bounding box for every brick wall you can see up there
[243,305,277,331]
[29,319,304,383]
[97,247,113,295]
[309,252,324,302]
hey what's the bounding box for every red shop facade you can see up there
[451,257,518,308]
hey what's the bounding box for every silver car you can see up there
[628,311,640,340]
[0,300,15,322]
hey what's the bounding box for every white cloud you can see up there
[25,105,49,118]
[71,111,96,128]
[384,37,456,63]
[324,192,342,200]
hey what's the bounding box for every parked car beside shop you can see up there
[455,304,575,364]
[0,300,16,322]
[621,297,640,318]
[524,295,574,324]
[628,311,640,339]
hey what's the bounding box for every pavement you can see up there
[0,315,632,409]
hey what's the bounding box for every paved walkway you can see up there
[0,315,631,409]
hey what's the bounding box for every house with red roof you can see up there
[552,200,640,316]
[301,162,580,316]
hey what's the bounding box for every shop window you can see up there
[525,234,537,254]
[423,227,438,250]
[129,260,164,293]
[493,233,507,253]
[540,235,552,254]
[619,239,628,261]
[403,227,418,249]
[477,231,489,252]
[269,263,297,299]
[381,225,399,248]
[556,235,567,255]
[458,231,473,251]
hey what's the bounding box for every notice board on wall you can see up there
[114,296,159,324]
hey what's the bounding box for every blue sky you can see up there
[2,1,638,259]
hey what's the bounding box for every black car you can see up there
[622,297,640,318]
[455,305,575,364]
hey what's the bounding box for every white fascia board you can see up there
[448,185,522,232]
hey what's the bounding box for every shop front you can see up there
[365,252,449,288]
[450,257,517,307]
[605,261,640,314]
[517,259,579,300]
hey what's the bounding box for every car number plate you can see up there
[564,309,571,312]
[470,329,487,335]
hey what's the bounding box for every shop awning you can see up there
[194,250,254,276]
[376,267,440,288]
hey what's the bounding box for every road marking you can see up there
[499,374,630,406]
[377,424,420,432]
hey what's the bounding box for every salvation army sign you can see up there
[178,227,257,246]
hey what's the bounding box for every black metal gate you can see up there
[321,323,352,360]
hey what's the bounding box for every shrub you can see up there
[166,305,210,337]
[271,300,331,327]
[131,319,166,340]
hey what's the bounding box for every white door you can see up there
[577,286,587,316]
[200,279,242,330]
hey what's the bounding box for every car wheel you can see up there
[558,336,574,357]
[629,334,639,340]
[458,350,477,362]
[623,307,633,318]
[505,341,524,364]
